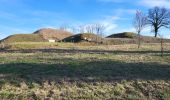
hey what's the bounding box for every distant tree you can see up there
[147,7,170,37]
[94,24,105,44]
[95,24,105,37]
[60,24,69,31]
[79,25,85,33]
[133,10,147,48]
[85,24,95,33]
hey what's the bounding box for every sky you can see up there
[0,0,170,39]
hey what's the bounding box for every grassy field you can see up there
[0,42,170,99]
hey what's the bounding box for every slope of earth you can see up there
[1,34,46,43]
[106,32,170,44]
[1,28,73,43]
[33,28,73,41]
[62,33,105,43]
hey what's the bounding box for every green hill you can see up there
[107,32,137,38]
[106,32,170,44]
[1,28,73,43]
[1,34,46,43]
[33,28,73,41]
[62,33,104,43]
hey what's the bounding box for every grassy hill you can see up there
[106,32,170,44]
[2,30,170,45]
[1,34,46,43]
[107,32,137,38]
[33,28,73,41]
[1,28,73,43]
[62,33,104,43]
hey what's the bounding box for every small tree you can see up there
[85,24,95,33]
[71,26,77,34]
[133,10,147,48]
[59,24,69,31]
[160,35,164,57]
[147,7,170,37]
[94,24,105,44]
[157,33,164,57]
[79,25,85,33]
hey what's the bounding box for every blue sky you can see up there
[0,0,170,39]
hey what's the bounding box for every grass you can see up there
[0,42,170,99]
[106,32,170,45]
[107,32,137,38]
[1,34,46,43]
[62,33,103,43]
[2,42,170,51]
[1,28,73,44]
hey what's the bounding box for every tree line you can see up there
[59,23,105,38]
[59,6,170,40]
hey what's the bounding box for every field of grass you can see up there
[0,42,170,99]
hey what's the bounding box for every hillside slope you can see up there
[107,32,137,38]
[33,28,73,41]
[106,32,170,44]
[62,33,104,43]
[1,28,73,43]
[1,34,46,43]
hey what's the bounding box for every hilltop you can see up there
[107,32,137,38]
[1,28,73,43]
[62,33,104,43]
[106,32,170,44]
[33,28,72,41]
[1,34,45,43]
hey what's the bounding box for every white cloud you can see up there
[94,15,121,35]
[101,21,118,33]
[139,0,170,8]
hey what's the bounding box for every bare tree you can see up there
[85,25,91,33]
[147,7,170,37]
[95,24,105,37]
[157,33,164,57]
[133,10,147,48]
[59,24,69,31]
[160,35,164,57]
[79,25,85,33]
[85,24,95,33]
[94,24,105,44]
[70,26,78,34]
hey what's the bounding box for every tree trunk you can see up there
[160,37,164,57]
[155,30,158,37]
[138,32,141,48]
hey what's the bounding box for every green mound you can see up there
[1,28,73,43]
[33,28,73,41]
[1,34,46,43]
[106,32,170,44]
[107,32,137,38]
[62,33,103,43]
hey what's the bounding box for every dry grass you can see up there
[0,43,170,99]
[4,42,170,51]
[34,28,73,41]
